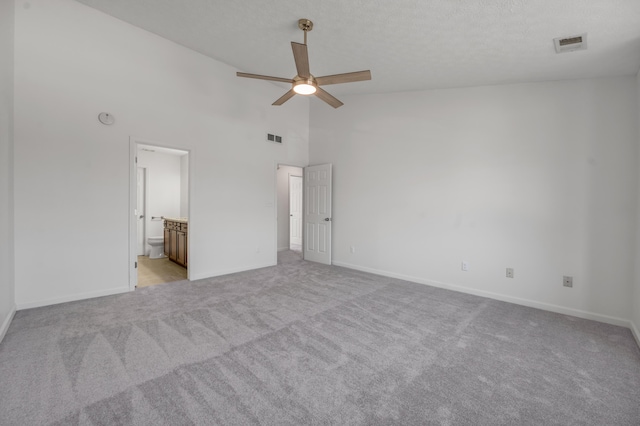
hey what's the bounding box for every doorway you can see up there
[277,165,303,257]
[129,139,190,290]
[289,175,303,251]
[276,163,333,265]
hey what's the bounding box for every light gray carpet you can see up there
[1,251,639,425]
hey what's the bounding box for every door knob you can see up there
[324,218,331,221]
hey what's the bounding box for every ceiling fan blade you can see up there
[315,70,372,86]
[236,72,293,84]
[291,42,310,78]
[315,88,344,108]
[272,89,296,106]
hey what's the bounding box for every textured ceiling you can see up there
[74,0,640,96]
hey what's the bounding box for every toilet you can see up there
[147,236,165,259]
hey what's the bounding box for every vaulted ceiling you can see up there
[74,0,640,96]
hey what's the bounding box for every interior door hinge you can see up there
[135,157,138,164]
[135,261,138,268]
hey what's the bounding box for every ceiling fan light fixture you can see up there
[293,81,317,95]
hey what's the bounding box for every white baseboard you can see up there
[0,304,17,344]
[630,321,640,349]
[17,286,131,311]
[333,260,630,328]
[190,261,277,281]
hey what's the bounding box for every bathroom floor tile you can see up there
[137,256,187,288]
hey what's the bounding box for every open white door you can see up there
[304,164,332,264]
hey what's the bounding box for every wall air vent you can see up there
[267,134,283,143]
[554,34,587,53]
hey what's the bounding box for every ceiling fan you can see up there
[236,19,371,108]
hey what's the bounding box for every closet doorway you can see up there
[277,164,303,257]
[289,175,303,251]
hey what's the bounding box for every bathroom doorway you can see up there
[277,164,304,259]
[129,139,190,290]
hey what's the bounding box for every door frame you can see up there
[129,137,193,290]
[136,166,149,256]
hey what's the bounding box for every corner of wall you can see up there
[633,68,640,349]
[0,303,16,344]
[0,0,16,345]
[631,319,640,349]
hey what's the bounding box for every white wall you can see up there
[633,70,640,341]
[310,77,638,325]
[137,149,182,254]
[13,0,309,308]
[0,0,16,340]
[277,165,303,251]
[180,154,189,218]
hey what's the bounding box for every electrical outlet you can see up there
[506,268,514,278]
[461,261,469,271]
[350,246,355,254]
[563,276,573,287]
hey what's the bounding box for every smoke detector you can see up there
[554,34,587,53]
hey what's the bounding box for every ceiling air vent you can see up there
[554,34,587,53]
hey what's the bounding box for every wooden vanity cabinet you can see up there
[164,227,171,259]
[164,219,188,267]
[176,231,187,266]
